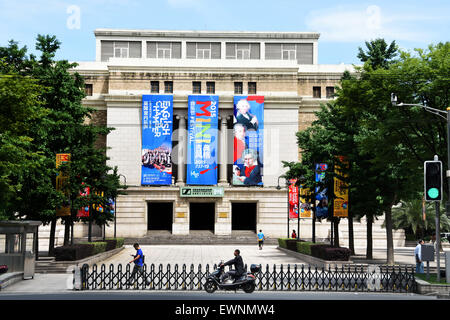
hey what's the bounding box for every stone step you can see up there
[124,230,278,245]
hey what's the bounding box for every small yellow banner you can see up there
[299,186,312,218]
[56,153,71,217]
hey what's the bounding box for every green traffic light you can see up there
[427,188,439,199]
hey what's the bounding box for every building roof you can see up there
[94,28,321,40]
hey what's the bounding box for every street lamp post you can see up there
[391,93,447,281]
[277,176,290,238]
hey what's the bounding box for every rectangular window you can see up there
[326,86,335,98]
[101,41,142,61]
[226,43,260,60]
[248,82,257,95]
[151,81,160,93]
[313,86,321,98]
[186,42,221,59]
[282,44,296,60]
[147,42,182,59]
[114,42,128,58]
[206,82,215,94]
[84,84,93,96]
[164,81,173,94]
[193,81,201,94]
[234,82,243,94]
[265,43,313,64]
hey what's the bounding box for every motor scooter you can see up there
[204,261,261,293]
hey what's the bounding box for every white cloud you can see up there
[305,4,439,43]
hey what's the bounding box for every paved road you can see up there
[0,245,446,296]
[100,244,304,267]
[0,290,439,300]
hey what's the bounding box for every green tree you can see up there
[391,198,450,238]
[357,38,398,70]
[0,35,124,253]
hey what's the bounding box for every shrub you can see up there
[285,239,298,251]
[54,244,94,261]
[278,238,289,248]
[115,237,125,248]
[103,239,117,251]
[310,245,351,261]
[91,242,107,255]
[296,241,314,255]
[104,238,125,250]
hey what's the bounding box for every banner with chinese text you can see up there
[333,156,349,218]
[315,163,329,219]
[187,95,219,185]
[141,95,173,185]
[56,153,71,217]
[289,179,299,219]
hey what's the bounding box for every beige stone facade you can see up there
[45,29,406,249]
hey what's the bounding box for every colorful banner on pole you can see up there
[187,95,219,185]
[333,156,349,218]
[289,179,299,219]
[77,184,90,218]
[141,95,173,185]
[232,96,264,186]
[56,153,71,217]
[299,186,313,218]
[315,163,329,219]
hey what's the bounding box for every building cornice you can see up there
[101,94,301,109]
[94,29,320,40]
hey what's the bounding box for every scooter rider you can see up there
[220,249,245,283]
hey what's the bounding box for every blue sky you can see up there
[0,0,448,64]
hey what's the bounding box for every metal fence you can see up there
[77,263,416,293]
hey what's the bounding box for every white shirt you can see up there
[414,244,422,261]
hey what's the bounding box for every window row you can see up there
[101,41,313,64]
[148,81,257,95]
[313,86,335,99]
[84,83,334,97]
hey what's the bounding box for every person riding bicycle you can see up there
[220,249,245,283]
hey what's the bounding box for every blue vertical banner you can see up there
[315,163,329,219]
[187,95,219,185]
[141,95,173,185]
[232,96,264,186]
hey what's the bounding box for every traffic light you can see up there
[424,160,443,201]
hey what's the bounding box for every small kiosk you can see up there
[0,221,41,279]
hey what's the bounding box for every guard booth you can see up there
[0,221,41,279]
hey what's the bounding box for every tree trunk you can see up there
[63,217,70,246]
[348,212,355,255]
[385,206,395,265]
[333,218,340,247]
[48,218,56,256]
[366,215,373,260]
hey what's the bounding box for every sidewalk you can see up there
[0,245,447,294]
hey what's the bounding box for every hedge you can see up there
[310,244,351,261]
[296,241,314,255]
[103,238,125,250]
[278,238,298,249]
[278,238,351,261]
[53,238,125,261]
[54,244,94,261]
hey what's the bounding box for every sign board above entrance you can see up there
[180,186,224,198]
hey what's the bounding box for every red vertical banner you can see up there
[289,179,299,219]
[77,184,90,218]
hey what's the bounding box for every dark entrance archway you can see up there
[147,202,173,231]
[189,202,215,231]
[231,202,257,231]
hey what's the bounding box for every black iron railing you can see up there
[78,263,416,293]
